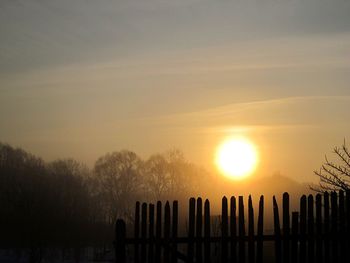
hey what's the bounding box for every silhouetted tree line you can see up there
[0,143,206,250]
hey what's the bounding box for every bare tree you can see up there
[143,149,209,202]
[143,154,170,200]
[166,149,190,196]
[47,159,91,224]
[312,140,350,192]
[94,150,143,223]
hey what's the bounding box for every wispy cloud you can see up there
[143,95,350,135]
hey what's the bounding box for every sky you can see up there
[1,0,350,183]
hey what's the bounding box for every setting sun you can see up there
[215,137,258,180]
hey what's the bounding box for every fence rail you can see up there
[115,191,350,263]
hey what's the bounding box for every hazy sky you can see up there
[1,0,350,182]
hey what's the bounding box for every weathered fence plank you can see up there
[291,212,298,263]
[248,196,254,263]
[164,202,171,262]
[196,198,203,263]
[331,192,338,263]
[256,196,264,263]
[171,201,178,263]
[148,204,155,263]
[324,192,330,263]
[141,203,147,263]
[115,219,126,263]
[230,196,237,263]
[155,201,162,263]
[339,191,346,262]
[238,196,245,263]
[222,196,229,263]
[315,194,322,263]
[273,196,281,263]
[188,198,196,263]
[204,199,211,263]
[282,192,290,263]
[346,191,350,262]
[308,195,314,263]
[135,202,140,263]
[300,195,307,263]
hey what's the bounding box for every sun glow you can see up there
[215,137,258,180]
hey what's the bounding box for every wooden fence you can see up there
[115,191,350,263]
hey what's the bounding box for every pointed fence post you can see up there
[248,196,255,263]
[299,195,307,263]
[135,202,140,263]
[339,191,346,262]
[282,193,290,263]
[308,195,315,263]
[291,212,299,263]
[273,196,282,263]
[315,194,322,263]
[230,196,237,263]
[222,196,229,263]
[346,191,350,262]
[331,192,338,263]
[155,201,162,263]
[204,199,211,263]
[148,204,155,263]
[187,198,196,263]
[256,196,264,263]
[164,202,171,262]
[324,192,330,263]
[141,203,147,263]
[197,198,203,263]
[172,201,179,263]
[238,196,245,263]
[115,219,126,263]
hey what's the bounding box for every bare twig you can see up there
[311,139,350,192]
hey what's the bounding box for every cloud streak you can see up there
[144,95,350,134]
